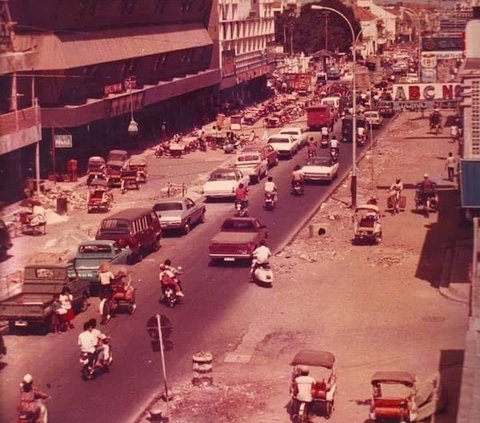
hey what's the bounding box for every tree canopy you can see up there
[275,0,362,56]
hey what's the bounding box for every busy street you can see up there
[1,1,479,423]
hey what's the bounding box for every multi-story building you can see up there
[217,0,276,110]
[0,0,221,201]
[356,0,396,48]
[0,1,42,201]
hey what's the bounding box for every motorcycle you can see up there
[264,192,276,210]
[357,133,366,146]
[154,144,169,158]
[330,148,339,164]
[252,262,274,286]
[80,338,113,381]
[291,181,304,196]
[160,267,183,308]
[320,135,329,149]
[17,400,49,423]
[235,200,248,217]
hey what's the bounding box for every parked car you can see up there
[153,197,206,235]
[267,134,298,158]
[95,208,162,262]
[202,168,249,200]
[363,111,384,128]
[279,126,309,148]
[301,156,339,183]
[242,143,279,169]
[326,68,341,80]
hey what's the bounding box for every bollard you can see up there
[192,351,213,386]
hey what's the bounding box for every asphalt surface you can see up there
[0,116,391,422]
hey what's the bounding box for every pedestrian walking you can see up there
[445,152,457,182]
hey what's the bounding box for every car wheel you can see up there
[199,211,206,223]
[152,237,161,251]
[183,221,191,235]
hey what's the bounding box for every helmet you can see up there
[22,374,33,384]
[298,365,310,375]
[424,173,429,178]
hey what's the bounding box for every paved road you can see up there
[0,117,391,422]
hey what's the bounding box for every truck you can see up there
[306,106,334,131]
[284,73,311,95]
[0,263,90,332]
[72,240,130,294]
[208,217,268,263]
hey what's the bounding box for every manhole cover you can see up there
[422,316,446,323]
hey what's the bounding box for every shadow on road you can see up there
[437,349,465,422]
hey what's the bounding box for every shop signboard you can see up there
[54,135,73,148]
[421,51,463,83]
[392,83,463,101]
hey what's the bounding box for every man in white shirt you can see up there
[357,126,365,137]
[329,136,339,151]
[291,366,316,418]
[321,126,329,138]
[250,240,272,278]
[264,176,277,202]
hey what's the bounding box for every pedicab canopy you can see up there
[290,350,335,369]
[371,371,416,387]
[89,178,109,188]
[128,155,147,166]
[355,204,379,214]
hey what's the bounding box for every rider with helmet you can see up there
[18,374,49,423]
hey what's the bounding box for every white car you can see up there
[267,134,298,158]
[301,156,339,183]
[279,127,309,148]
[342,72,353,82]
[202,168,249,199]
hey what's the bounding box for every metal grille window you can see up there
[154,54,168,70]
[120,0,136,15]
[77,0,98,17]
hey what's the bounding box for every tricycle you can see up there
[106,160,124,188]
[414,188,438,218]
[369,371,446,422]
[87,179,112,213]
[353,204,382,244]
[288,349,337,421]
[120,169,140,193]
[86,156,106,186]
[127,155,148,183]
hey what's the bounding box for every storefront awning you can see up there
[460,159,480,208]
[15,24,212,70]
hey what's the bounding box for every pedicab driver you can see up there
[291,365,316,417]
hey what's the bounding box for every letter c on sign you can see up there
[423,85,435,100]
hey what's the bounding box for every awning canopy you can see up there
[460,159,480,208]
[15,24,212,70]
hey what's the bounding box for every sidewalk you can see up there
[135,111,471,423]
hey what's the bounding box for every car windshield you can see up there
[269,138,290,144]
[238,155,260,162]
[280,131,299,136]
[210,172,237,181]
[307,157,331,166]
[153,203,183,211]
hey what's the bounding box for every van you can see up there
[320,96,341,111]
[95,208,162,263]
[363,111,384,128]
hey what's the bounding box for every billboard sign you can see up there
[54,135,73,148]
[421,36,464,52]
[392,83,463,101]
[421,51,463,83]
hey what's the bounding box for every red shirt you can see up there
[235,187,248,201]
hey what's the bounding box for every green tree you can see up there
[275,0,361,55]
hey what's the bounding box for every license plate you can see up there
[15,320,28,327]
[224,257,235,262]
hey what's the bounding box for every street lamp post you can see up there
[312,5,358,207]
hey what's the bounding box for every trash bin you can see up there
[56,197,68,215]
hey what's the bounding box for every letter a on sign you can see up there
[394,86,407,101]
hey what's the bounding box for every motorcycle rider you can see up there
[430,108,442,129]
[450,124,459,143]
[264,176,278,203]
[291,165,305,190]
[18,374,49,423]
[329,135,339,153]
[78,320,108,374]
[307,137,317,157]
[320,126,329,142]
[357,125,366,142]
[159,260,184,297]
[250,240,272,279]
[389,177,404,213]
[235,183,249,210]
[291,365,316,419]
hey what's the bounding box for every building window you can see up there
[154,54,168,70]
[77,0,98,17]
[120,0,136,15]
[181,49,194,63]
[83,65,97,77]
[181,0,194,12]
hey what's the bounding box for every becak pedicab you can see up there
[353,204,382,245]
[289,350,337,421]
[369,371,447,422]
[127,155,148,183]
[87,179,112,213]
[265,116,281,128]
[87,156,106,186]
[106,160,124,188]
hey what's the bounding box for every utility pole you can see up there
[32,73,41,197]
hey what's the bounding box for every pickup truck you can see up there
[0,263,90,332]
[72,240,130,293]
[234,151,268,184]
[208,217,268,263]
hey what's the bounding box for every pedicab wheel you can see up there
[324,401,333,419]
